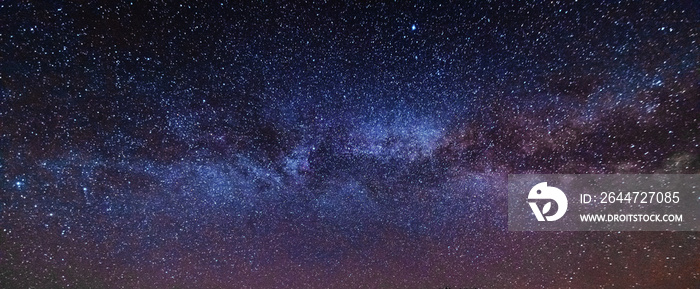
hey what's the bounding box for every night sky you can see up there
[1,1,699,288]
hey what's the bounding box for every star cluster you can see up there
[1,1,698,288]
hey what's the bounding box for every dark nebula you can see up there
[1,1,698,288]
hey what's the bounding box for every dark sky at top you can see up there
[1,1,698,288]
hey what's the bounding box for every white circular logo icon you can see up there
[527,182,568,221]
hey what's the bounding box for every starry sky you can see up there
[1,1,699,288]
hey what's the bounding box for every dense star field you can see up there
[1,1,699,288]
